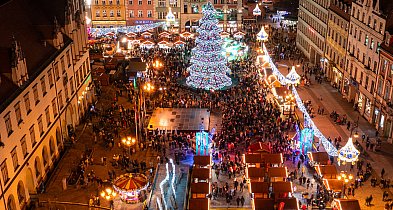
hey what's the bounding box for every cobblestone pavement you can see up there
[36,85,159,210]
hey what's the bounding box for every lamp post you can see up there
[100,187,117,209]
[285,93,295,118]
[337,171,353,198]
[122,136,136,155]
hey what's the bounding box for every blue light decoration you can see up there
[186,2,232,90]
[261,43,339,157]
[286,66,301,85]
[90,22,166,37]
[257,26,269,42]
[221,38,249,61]
[253,4,261,16]
[300,128,314,155]
[196,131,210,155]
[337,138,359,166]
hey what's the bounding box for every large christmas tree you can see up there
[186,2,232,90]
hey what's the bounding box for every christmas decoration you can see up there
[257,26,268,42]
[286,66,301,85]
[253,4,261,16]
[90,22,165,37]
[186,2,232,90]
[337,138,359,166]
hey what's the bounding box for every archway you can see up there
[42,146,49,168]
[25,167,36,194]
[49,137,56,158]
[17,181,26,207]
[56,127,63,151]
[7,194,16,210]
[34,157,42,179]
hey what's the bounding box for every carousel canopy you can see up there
[113,173,148,192]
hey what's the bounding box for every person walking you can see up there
[240,196,245,207]
[236,196,241,207]
[381,168,385,179]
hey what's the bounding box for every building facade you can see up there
[90,0,127,28]
[0,0,92,209]
[346,0,392,122]
[154,0,182,32]
[325,0,351,95]
[375,39,393,141]
[297,0,330,64]
[180,0,243,32]
[125,0,156,25]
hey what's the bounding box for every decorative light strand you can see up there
[90,22,166,36]
[170,159,176,199]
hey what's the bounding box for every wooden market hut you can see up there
[250,182,270,199]
[276,198,300,210]
[244,153,263,168]
[189,198,209,210]
[247,167,266,181]
[193,155,211,167]
[262,153,284,166]
[190,182,209,198]
[253,198,275,210]
[308,152,330,165]
[192,168,210,181]
[267,167,288,182]
[333,199,361,210]
[315,165,338,179]
[272,182,293,199]
[323,179,344,193]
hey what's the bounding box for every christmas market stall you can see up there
[112,173,149,203]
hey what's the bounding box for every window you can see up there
[96,10,100,17]
[147,0,151,4]
[41,77,47,96]
[24,93,31,114]
[70,77,74,94]
[54,63,59,80]
[30,125,36,146]
[11,147,19,171]
[371,38,374,49]
[110,10,114,17]
[48,69,54,87]
[58,91,64,109]
[1,161,9,184]
[102,0,106,5]
[14,103,22,124]
[116,0,120,4]
[147,10,152,17]
[129,0,132,4]
[52,98,58,117]
[103,10,107,17]
[129,10,134,18]
[33,84,39,105]
[61,57,65,73]
[380,23,383,34]
[4,113,12,136]
[109,0,113,4]
[377,79,383,95]
[45,106,51,126]
[138,10,143,17]
[158,0,165,7]
[95,0,98,4]
[385,82,391,99]
[20,136,28,158]
[138,0,142,4]
[38,115,44,136]
[158,12,167,19]
[374,19,377,29]
[365,35,368,46]
[117,10,121,17]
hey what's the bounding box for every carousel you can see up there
[112,173,149,204]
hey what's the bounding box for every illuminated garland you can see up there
[261,44,338,156]
[337,138,359,165]
[90,22,166,36]
[186,2,232,90]
[170,159,176,199]
[159,163,170,209]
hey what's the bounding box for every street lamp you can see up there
[337,171,353,183]
[100,187,116,209]
[285,93,295,117]
[152,60,163,69]
[122,136,136,155]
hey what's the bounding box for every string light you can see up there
[90,22,166,36]
[261,43,338,156]
[186,2,232,90]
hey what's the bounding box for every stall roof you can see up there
[308,152,330,165]
[268,167,288,178]
[128,57,147,72]
[262,153,283,164]
[193,156,211,166]
[323,179,344,192]
[254,198,275,210]
[189,198,209,210]
[191,182,209,194]
[245,154,263,163]
[248,167,266,179]
[276,198,299,210]
[192,168,210,180]
[335,199,361,210]
[272,182,292,193]
[250,181,269,193]
[315,165,338,178]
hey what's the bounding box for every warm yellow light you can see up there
[100,191,106,197]
[122,138,126,144]
[127,136,131,141]
[126,141,131,146]
[112,192,117,197]
[105,195,111,200]
[106,188,112,194]
[337,176,341,180]
[348,174,353,180]
[344,179,349,183]
[132,138,136,144]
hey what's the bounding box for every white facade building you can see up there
[0,0,92,209]
[297,0,330,64]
